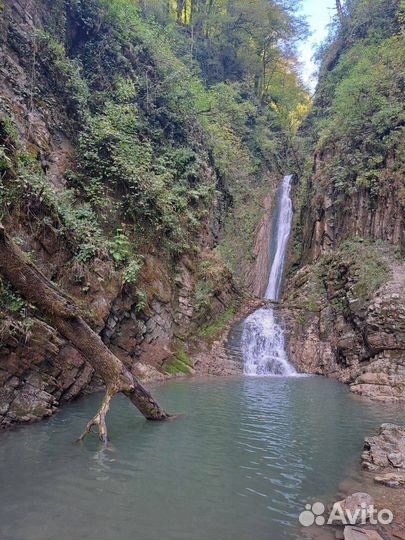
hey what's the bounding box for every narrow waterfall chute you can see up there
[265,175,294,302]
[242,175,297,377]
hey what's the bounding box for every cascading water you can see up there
[242,175,297,376]
[265,175,294,302]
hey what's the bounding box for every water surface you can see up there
[0,376,403,540]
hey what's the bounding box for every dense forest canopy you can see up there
[138,0,308,101]
[128,0,311,267]
[304,0,405,198]
[0,0,310,344]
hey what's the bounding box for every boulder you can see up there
[374,472,405,488]
[362,424,405,471]
[344,526,383,540]
[338,493,374,525]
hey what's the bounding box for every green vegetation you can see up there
[318,237,390,317]
[0,279,27,318]
[0,114,18,178]
[286,236,390,320]
[2,0,310,283]
[71,0,308,270]
[163,347,194,375]
[77,77,213,254]
[335,237,389,300]
[306,0,405,197]
[0,140,107,264]
[198,308,235,339]
[290,0,405,291]
[36,31,89,122]
[192,253,234,319]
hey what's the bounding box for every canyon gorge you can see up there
[0,0,404,428]
[0,1,404,538]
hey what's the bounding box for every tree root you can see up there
[78,389,116,444]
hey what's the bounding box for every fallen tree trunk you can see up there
[0,224,169,442]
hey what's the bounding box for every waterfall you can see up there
[265,175,294,303]
[242,175,297,377]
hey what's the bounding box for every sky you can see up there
[298,0,337,92]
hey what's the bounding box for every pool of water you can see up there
[0,376,403,540]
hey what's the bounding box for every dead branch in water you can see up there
[0,224,169,443]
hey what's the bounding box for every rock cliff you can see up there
[281,243,405,400]
[0,0,239,427]
[281,1,405,400]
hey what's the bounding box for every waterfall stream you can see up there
[242,175,297,376]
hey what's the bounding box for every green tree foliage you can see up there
[82,0,309,272]
[307,0,405,197]
[77,78,213,253]
[138,1,308,106]
[2,0,309,284]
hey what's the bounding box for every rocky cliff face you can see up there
[275,0,405,401]
[301,154,405,264]
[0,0,238,427]
[282,134,405,403]
[242,177,279,298]
[282,247,405,401]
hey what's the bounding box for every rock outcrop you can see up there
[281,252,405,400]
[0,320,95,427]
[0,0,239,427]
[336,493,375,525]
[345,425,405,540]
[301,155,405,264]
[362,424,405,484]
[243,181,279,297]
[280,0,405,399]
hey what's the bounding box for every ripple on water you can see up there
[0,376,404,540]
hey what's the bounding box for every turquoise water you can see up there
[0,376,403,540]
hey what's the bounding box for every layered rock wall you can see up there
[301,154,405,263]
[0,0,238,427]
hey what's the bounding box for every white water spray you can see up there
[242,175,297,376]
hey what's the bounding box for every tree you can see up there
[139,0,308,103]
[336,0,344,23]
[0,225,169,444]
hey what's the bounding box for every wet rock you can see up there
[387,452,404,468]
[337,493,374,525]
[243,185,277,297]
[282,254,405,401]
[7,382,56,423]
[343,526,383,540]
[133,362,166,383]
[139,342,173,369]
[0,320,94,426]
[392,528,405,540]
[90,297,113,328]
[362,424,405,471]
[374,473,405,488]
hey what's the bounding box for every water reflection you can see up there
[0,377,403,540]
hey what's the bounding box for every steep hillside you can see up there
[0,0,307,426]
[285,0,405,400]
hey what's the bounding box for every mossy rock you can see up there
[198,308,235,339]
[163,349,194,376]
